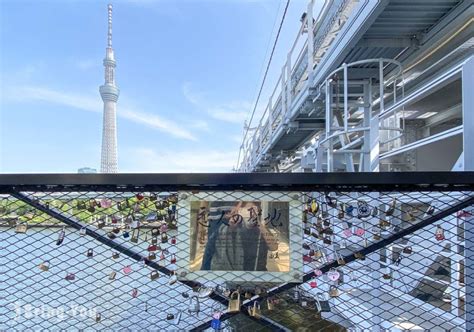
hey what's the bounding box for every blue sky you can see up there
[0,0,313,173]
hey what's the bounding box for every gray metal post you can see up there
[462,57,474,171]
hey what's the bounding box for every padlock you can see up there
[87,249,93,257]
[354,227,365,236]
[39,261,50,272]
[171,236,177,245]
[323,236,332,245]
[325,195,337,208]
[329,285,339,298]
[79,227,87,236]
[112,251,119,259]
[136,193,144,201]
[426,205,435,215]
[166,313,174,320]
[316,292,331,312]
[109,271,116,280]
[130,229,139,243]
[211,311,222,330]
[65,273,75,281]
[373,233,381,241]
[123,230,130,239]
[228,291,241,313]
[160,223,169,233]
[310,280,317,288]
[112,227,120,234]
[266,297,275,311]
[132,288,138,298]
[357,200,371,218]
[188,295,200,314]
[148,244,157,252]
[151,236,158,244]
[314,269,323,277]
[97,219,106,229]
[169,272,178,285]
[56,226,66,246]
[403,246,413,254]
[95,313,101,323]
[15,222,28,234]
[345,205,354,217]
[327,268,340,282]
[343,228,352,237]
[354,252,365,260]
[150,270,160,280]
[310,199,319,214]
[170,254,177,264]
[111,215,118,224]
[244,291,252,299]
[379,219,390,228]
[248,301,261,319]
[107,231,117,239]
[372,206,379,217]
[148,252,156,260]
[386,198,396,216]
[435,226,445,241]
[161,232,169,243]
[122,265,132,274]
[382,273,391,280]
[338,203,345,219]
[336,251,346,266]
[151,228,160,237]
[323,219,331,227]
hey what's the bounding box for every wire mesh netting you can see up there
[1,184,473,331]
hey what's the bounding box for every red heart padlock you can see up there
[136,193,144,201]
[310,280,317,288]
[148,244,157,252]
[170,254,177,264]
[355,228,365,236]
[171,237,177,245]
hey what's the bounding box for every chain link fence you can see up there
[1,174,473,331]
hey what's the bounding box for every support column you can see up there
[462,57,474,331]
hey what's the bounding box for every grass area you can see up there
[0,195,176,226]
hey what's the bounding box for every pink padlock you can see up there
[327,269,340,282]
[132,288,138,298]
[314,269,323,277]
[309,280,317,288]
[123,265,132,274]
[343,228,352,237]
[355,228,365,236]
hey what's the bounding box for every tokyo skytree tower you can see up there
[99,4,119,173]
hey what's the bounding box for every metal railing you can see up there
[1,172,473,331]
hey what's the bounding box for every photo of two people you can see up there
[189,200,290,273]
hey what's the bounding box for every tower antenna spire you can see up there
[107,4,113,47]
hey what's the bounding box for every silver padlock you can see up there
[188,295,200,315]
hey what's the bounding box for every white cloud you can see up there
[182,83,255,125]
[125,147,238,173]
[3,85,197,141]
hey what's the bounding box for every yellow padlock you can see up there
[228,291,241,313]
[248,302,261,319]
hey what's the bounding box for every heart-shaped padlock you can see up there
[327,269,340,282]
[355,228,365,236]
